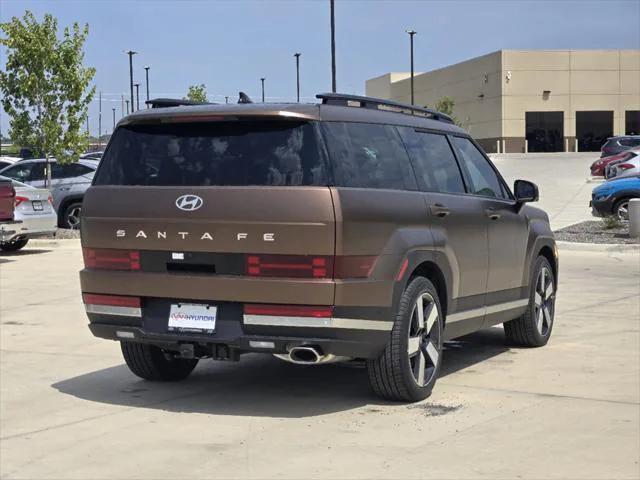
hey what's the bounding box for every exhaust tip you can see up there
[289,346,320,364]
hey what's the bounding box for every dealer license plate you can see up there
[32,200,43,211]
[168,303,217,333]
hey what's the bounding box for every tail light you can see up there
[245,254,377,279]
[48,195,54,204]
[83,248,140,270]
[15,196,28,207]
[83,293,141,308]
[244,304,333,318]
[247,254,332,278]
[617,163,634,170]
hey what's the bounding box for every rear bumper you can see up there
[1,215,56,242]
[84,298,393,359]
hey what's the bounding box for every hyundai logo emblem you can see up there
[175,194,204,212]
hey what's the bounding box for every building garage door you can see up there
[626,111,639,135]
[525,112,564,152]
[576,111,613,152]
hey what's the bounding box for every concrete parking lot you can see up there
[1,153,639,479]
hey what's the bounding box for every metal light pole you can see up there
[260,78,265,102]
[125,50,137,111]
[294,53,301,102]
[125,99,130,115]
[134,83,140,111]
[98,91,102,147]
[144,66,150,107]
[225,96,229,104]
[330,0,337,92]
[112,108,116,131]
[406,29,417,105]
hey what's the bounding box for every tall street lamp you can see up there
[125,99,130,115]
[112,108,116,131]
[406,29,417,105]
[294,53,301,102]
[330,0,337,92]
[134,83,140,111]
[260,78,265,102]
[125,50,137,111]
[144,66,150,107]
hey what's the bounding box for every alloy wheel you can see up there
[67,206,82,229]
[616,201,629,221]
[407,292,441,387]
[534,266,554,336]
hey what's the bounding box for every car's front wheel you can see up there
[0,238,29,252]
[367,276,443,402]
[504,255,556,347]
[121,342,198,381]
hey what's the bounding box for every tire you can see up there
[504,255,556,347]
[0,238,29,252]
[120,342,198,381]
[367,276,444,402]
[60,201,83,229]
[613,198,630,221]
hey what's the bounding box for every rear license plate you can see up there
[32,200,43,211]
[168,303,217,333]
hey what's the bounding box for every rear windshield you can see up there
[94,121,328,186]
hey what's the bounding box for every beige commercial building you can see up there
[366,50,640,153]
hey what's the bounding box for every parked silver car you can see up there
[0,176,56,251]
[0,158,98,229]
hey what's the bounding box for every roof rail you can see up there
[145,98,216,109]
[316,93,454,124]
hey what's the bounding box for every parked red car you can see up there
[590,148,639,176]
[0,179,15,222]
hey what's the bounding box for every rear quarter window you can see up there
[321,122,417,190]
[95,121,328,187]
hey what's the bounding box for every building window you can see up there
[626,111,640,136]
[576,111,613,152]
[525,112,564,152]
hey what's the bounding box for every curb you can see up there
[556,240,640,253]
[27,238,80,248]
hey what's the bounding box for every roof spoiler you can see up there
[145,98,216,109]
[316,93,454,124]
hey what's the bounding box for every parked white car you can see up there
[611,156,640,180]
[0,175,57,252]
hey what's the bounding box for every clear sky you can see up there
[1,0,639,136]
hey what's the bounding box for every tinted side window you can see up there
[30,163,46,181]
[322,122,416,190]
[2,163,33,182]
[397,128,465,194]
[52,163,94,179]
[451,137,509,199]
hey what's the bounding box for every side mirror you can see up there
[514,179,539,204]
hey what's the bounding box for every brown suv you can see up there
[80,93,557,402]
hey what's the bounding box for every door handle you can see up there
[485,208,501,220]
[430,203,451,218]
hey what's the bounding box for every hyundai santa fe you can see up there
[80,93,558,402]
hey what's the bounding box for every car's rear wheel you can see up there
[0,238,29,252]
[613,198,630,221]
[61,202,82,229]
[504,256,556,347]
[120,342,198,381]
[367,276,443,402]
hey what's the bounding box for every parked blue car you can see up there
[591,175,640,221]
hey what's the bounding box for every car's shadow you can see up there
[52,328,509,418]
[0,248,52,257]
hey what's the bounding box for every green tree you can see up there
[185,84,207,103]
[0,11,96,174]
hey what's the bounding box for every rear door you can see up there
[83,119,336,305]
[398,127,489,337]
